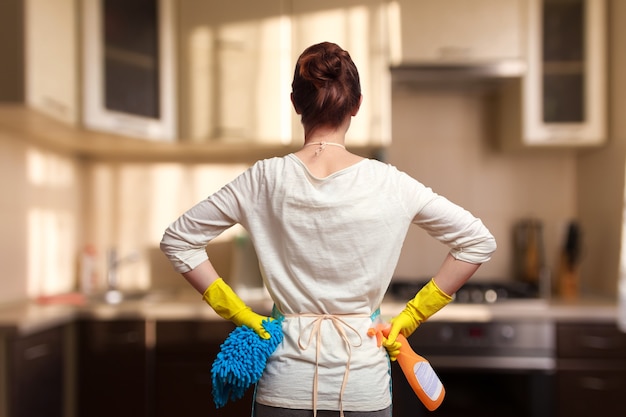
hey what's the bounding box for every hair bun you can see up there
[291,42,361,131]
[299,49,343,87]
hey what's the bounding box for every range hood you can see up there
[388,0,527,85]
[390,60,527,85]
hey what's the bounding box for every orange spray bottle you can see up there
[368,324,445,411]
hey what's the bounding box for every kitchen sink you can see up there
[96,289,175,305]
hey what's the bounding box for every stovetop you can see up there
[388,279,540,304]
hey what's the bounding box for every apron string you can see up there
[274,306,380,417]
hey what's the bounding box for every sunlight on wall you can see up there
[27,209,76,296]
[147,163,249,244]
[26,147,75,187]
[84,162,249,292]
[25,148,79,297]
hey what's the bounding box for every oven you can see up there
[388,281,556,417]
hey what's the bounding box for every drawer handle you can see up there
[580,335,614,350]
[578,377,608,391]
[24,344,50,361]
[113,331,140,344]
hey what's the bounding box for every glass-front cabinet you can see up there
[82,0,177,141]
[499,0,607,148]
[82,0,390,147]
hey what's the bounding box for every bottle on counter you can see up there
[513,218,545,296]
[79,244,99,296]
[558,221,581,300]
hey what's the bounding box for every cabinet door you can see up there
[557,322,626,358]
[556,322,626,417]
[177,0,290,144]
[77,320,148,417]
[82,0,177,141]
[389,0,525,64]
[155,320,253,417]
[557,369,626,417]
[500,0,607,148]
[291,0,391,146]
[9,326,65,417]
[24,0,79,125]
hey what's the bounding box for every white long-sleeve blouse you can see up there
[160,154,496,412]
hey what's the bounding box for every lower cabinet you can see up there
[75,318,257,417]
[76,319,149,417]
[8,325,65,417]
[154,320,254,417]
[556,322,626,417]
[72,317,626,417]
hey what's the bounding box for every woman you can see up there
[160,42,496,417]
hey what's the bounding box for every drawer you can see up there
[156,320,236,355]
[78,319,146,354]
[557,369,626,416]
[557,323,626,359]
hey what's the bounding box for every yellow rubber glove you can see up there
[383,279,452,360]
[202,278,272,339]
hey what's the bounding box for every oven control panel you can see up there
[407,321,556,371]
[412,321,554,349]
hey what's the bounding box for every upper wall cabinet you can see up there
[177,0,390,146]
[82,0,177,141]
[290,0,391,146]
[388,0,526,66]
[25,0,79,125]
[499,0,607,148]
[177,0,290,145]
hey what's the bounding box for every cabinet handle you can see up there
[24,343,50,361]
[113,331,140,344]
[578,376,608,391]
[437,46,472,60]
[580,335,614,350]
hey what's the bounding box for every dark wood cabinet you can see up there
[76,319,149,417]
[154,320,254,417]
[556,322,626,417]
[75,318,258,417]
[8,325,65,417]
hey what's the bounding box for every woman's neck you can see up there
[303,118,350,146]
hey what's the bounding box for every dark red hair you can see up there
[291,42,361,132]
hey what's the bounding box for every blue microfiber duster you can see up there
[211,318,284,408]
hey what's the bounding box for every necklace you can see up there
[303,141,346,156]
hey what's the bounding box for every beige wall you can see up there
[0,135,83,304]
[388,87,577,284]
[80,161,250,295]
[576,0,626,297]
[79,87,586,293]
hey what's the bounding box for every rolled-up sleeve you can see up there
[412,193,497,264]
[160,196,238,273]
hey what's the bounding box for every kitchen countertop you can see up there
[0,291,620,337]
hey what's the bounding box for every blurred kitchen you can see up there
[1,1,625,417]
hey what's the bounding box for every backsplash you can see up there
[387,87,577,284]
[0,88,587,303]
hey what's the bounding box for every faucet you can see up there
[104,248,139,304]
